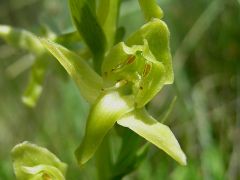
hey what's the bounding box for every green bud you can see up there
[11,141,67,180]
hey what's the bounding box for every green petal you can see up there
[102,41,144,85]
[102,41,166,107]
[22,165,65,180]
[138,0,163,21]
[41,39,103,104]
[117,109,187,165]
[11,141,67,180]
[127,18,174,84]
[0,25,43,55]
[134,40,166,107]
[75,90,134,165]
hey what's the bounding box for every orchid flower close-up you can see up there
[1,0,237,178]
[41,6,186,168]
[0,0,190,179]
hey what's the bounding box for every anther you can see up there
[126,55,136,65]
[142,63,152,77]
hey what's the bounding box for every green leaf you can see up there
[117,109,187,166]
[0,25,43,55]
[97,0,120,49]
[112,130,149,179]
[75,90,134,165]
[138,0,163,21]
[11,141,67,180]
[127,18,174,84]
[114,26,125,44]
[41,38,103,104]
[68,0,106,70]
[22,54,49,107]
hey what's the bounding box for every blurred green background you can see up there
[0,0,239,179]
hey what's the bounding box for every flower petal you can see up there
[117,109,187,165]
[127,18,174,84]
[102,41,166,107]
[22,165,65,180]
[75,90,134,165]
[41,39,103,103]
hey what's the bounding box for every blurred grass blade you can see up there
[22,54,49,107]
[138,0,163,21]
[0,25,43,55]
[159,96,177,123]
[11,141,67,180]
[117,109,187,166]
[68,0,106,70]
[41,39,103,104]
[75,91,134,165]
[127,18,174,84]
[174,0,224,70]
[98,0,120,49]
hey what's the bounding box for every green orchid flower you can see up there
[40,16,186,166]
[11,141,67,180]
[1,0,186,178]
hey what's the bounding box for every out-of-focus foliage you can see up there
[0,0,239,179]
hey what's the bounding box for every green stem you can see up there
[138,0,163,21]
[95,134,113,180]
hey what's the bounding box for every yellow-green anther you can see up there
[138,0,164,21]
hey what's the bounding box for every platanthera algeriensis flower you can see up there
[41,16,186,166]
